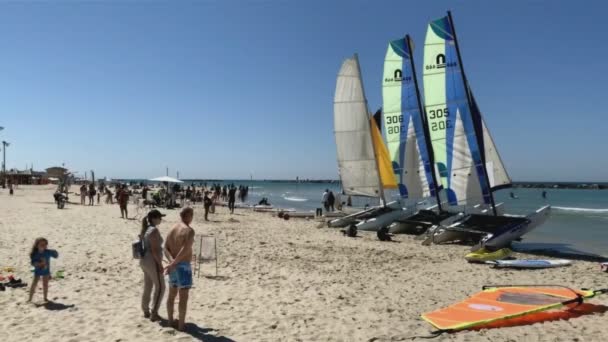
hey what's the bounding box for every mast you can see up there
[446,11,497,216]
[406,34,443,212]
[354,53,386,205]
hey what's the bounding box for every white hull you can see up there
[327,206,381,228]
[388,211,462,234]
[357,208,414,232]
[283,211,315,218]
[423,205,551,249]
[327,201,401,228]
[489,258,571,269]
[390,203,503,235]
[479,205,551,250]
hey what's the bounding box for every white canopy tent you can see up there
[148,176,183,183]
[148,176,184,208]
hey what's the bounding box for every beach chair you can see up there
[194,235,218,278]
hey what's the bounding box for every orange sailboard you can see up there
[422,286,606,332]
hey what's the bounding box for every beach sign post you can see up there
[194,234,218,278]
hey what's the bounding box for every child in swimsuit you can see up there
[28,237,59,302]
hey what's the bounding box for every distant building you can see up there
[45,166,68,178]
[4,168,54,185]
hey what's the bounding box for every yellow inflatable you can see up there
[465,248,512,263]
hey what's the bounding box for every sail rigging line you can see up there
[406,34,443,211]
[446,10,498,215]
[368,113,387,205]
[470,91,513,192]
[351,54,388,205]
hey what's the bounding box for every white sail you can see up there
[467,89,511,190]
[403,117,425,198]
[334,55,381,197]
[482,119,511,189]
[449,109,484,205]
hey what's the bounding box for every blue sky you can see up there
[0,1,606,181]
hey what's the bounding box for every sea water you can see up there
[493,188,608,258]
[171,180,608,257]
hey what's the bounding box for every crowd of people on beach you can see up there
[53,181,253,222]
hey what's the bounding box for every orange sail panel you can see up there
[370,117,397,189]
[422,287,596,331]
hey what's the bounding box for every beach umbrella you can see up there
[148,176,183,183]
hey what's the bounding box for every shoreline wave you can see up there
[554,206,608,213]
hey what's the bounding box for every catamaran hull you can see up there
[327,201,402,228]
[423,205,551,248]
[477,205,551,251]
[327,206,381,228]
[390,203,504,235]
[422,225,468,245]
[389,212,462,235]
[389,221,428,235]
[357,209,413,231]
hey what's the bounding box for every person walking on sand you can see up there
[139,210,166,321]
[210,190,218,213]
[228,186,236,214]
[203,191,212,221]
[115,184,121,203]
[322,189,329,212]
[328,191,335,212]
[97,183,104,204]
[164,208,195,331]
[118,185,130,219]
[80,184,87,205]
[88,183,96,206]
[105,187,113,204]
[28,237,58,303]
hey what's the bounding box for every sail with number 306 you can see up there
[382,37,438,200]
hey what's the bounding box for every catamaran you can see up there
[418,11,550,250]
[383,34,506,234]
[378,34,469,234]
[331,38,500,233]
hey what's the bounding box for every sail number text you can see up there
[428,108,452,132]
[386,115,404,134]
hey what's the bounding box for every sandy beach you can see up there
[0,185,606,342]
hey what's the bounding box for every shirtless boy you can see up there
[164,207,195,331]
